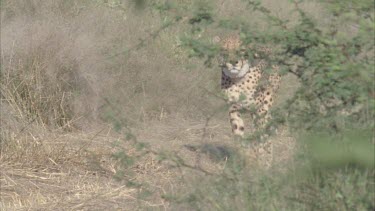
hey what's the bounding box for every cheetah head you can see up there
[214,35,250,79]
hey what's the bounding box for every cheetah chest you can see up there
[221,67,262,106]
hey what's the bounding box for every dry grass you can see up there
[0,128,180,210]
[0,116,296,210]
[1,131,133,210]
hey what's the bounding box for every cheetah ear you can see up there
[213,36,221,44]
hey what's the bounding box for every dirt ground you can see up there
[1,112,297,210]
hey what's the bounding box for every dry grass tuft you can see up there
[0,129,173,210]
[1,50,78,130]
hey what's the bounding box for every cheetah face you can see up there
[221,58,250,79]
[214,35,251,79]
[219,47,250,79]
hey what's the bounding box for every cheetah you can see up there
[214,34,281,138]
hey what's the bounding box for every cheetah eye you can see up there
[231,60,240,65]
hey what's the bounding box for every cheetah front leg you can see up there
[229,104,245,137]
